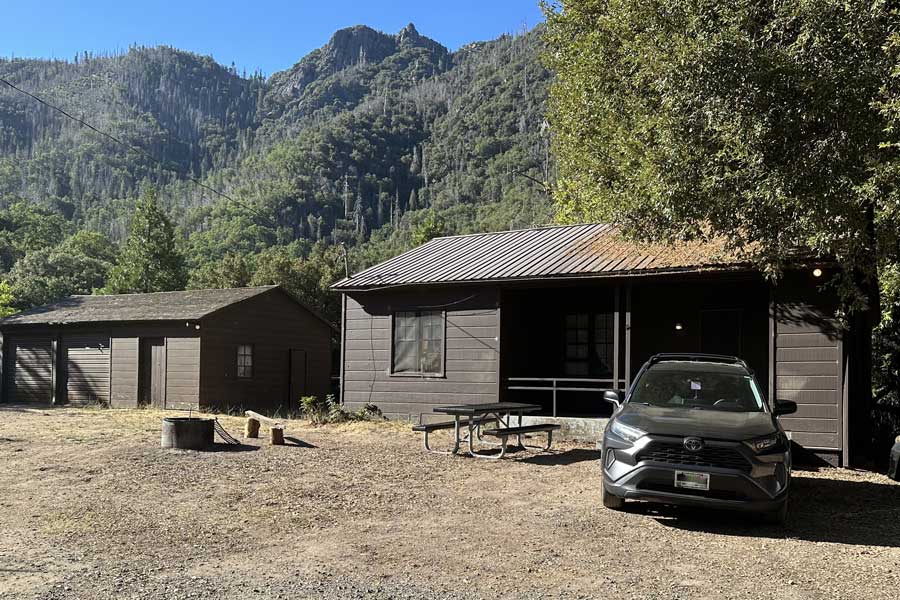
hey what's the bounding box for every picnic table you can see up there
[412,402,560,459]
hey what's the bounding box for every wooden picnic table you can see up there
[416,402,559,459]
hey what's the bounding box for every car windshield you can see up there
[629,361,765,412]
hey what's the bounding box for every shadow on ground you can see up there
[284,436,317,448]
[641,473,900,547]
[517,448,600,466]
[204,443,259,453]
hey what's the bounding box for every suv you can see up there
[600,354,796,524]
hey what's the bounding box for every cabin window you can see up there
[237,344,253,379]
[392,310,444,375]
[564,313,614,377]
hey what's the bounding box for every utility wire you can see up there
[0,76,274,226]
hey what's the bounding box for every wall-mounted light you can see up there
[812,268,823,278]
[675,323,684,331]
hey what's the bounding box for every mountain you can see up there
[0,23,552,318]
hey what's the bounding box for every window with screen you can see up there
[392,311,444,375]
[237,344,253,378]
[564,313,614,377]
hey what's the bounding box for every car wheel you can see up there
[602,483,625,510]
[762,498,788,525]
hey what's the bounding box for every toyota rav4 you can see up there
[600,354,796,524]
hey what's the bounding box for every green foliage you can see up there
[410,211,446,247]
[102,188,187,294]
[7,234,115,308]
[299,394,384,425]
[0,280,16,317]
[543,0,894,308]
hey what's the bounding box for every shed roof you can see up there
[0,286,283,326]
[332,223,745,291]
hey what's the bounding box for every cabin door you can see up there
[139,338,166,408]
[289,349,307,406]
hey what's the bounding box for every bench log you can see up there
[245,411,284,445]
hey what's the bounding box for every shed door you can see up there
[63,335,111,406]
[289,349,307,406]
[7,337,53,404]
[140,338,166,408]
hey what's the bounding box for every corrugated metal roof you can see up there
[332,223,744,291]
[0,286,280,326]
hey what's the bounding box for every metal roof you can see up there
[332,223,744,291]
[0,286,281,326]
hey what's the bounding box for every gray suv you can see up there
[600,354,796,524]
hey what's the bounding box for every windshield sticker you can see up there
[690,380,702,391]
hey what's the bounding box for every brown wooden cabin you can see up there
[332,224,866,466]
[0,286,334,413]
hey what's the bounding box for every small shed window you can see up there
[392,311,444,375]
[237,344,253,378]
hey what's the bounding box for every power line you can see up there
[0,76,273,225]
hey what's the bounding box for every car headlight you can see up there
[745,433,787,454]
[609,420,646,443]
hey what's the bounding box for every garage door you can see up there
[64,335,110,405]
[6,338,53,403]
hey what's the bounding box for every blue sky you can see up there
[2,0,545,76]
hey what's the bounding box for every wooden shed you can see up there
[0,286,334,412]
[332,224,867,466]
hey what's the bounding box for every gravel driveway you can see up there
[0,406,898,599]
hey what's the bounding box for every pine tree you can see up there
[102,189,187,294]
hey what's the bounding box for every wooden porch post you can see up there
[613,286,620,392]
[625,285,632,391]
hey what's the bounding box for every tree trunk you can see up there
[848,200,879,466]
[245,418,260,439]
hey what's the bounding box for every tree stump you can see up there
[245,418,260,438]
[270,427,285,446]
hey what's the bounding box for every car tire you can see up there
[762,498,788,525]
[602,483,625,510]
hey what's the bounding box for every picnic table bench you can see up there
[413,402,560,459]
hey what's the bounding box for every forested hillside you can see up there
[0,23,552,320]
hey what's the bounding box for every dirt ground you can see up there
[0,406,898,599]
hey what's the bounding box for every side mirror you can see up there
[603,390,621,408]
[774,399,797,416]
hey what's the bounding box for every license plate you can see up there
[674,470,710,491]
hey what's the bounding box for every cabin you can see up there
[332,224,866,466]
[0,286,334,413]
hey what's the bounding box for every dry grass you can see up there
[1,406,899,599]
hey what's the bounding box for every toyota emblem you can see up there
[683,437,704,452]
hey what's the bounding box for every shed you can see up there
[332,223,866,466]
[0,286,334,412]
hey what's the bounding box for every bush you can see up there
[298,395,384,425]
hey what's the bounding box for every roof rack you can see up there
[649,353,749,370]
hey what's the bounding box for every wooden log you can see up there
[245,410,283,428]
[245,418,260,438]
[270,427,284,446]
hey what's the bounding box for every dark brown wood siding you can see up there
[63,334,110,406]
[199,289,333,413]
[773,272,844,452]
[109,336,139,408]
[1,323,201,408]
[4,336,54,403]
[165,337,200,409]
[342,288,500,422]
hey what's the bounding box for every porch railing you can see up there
[506,377,619,417]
